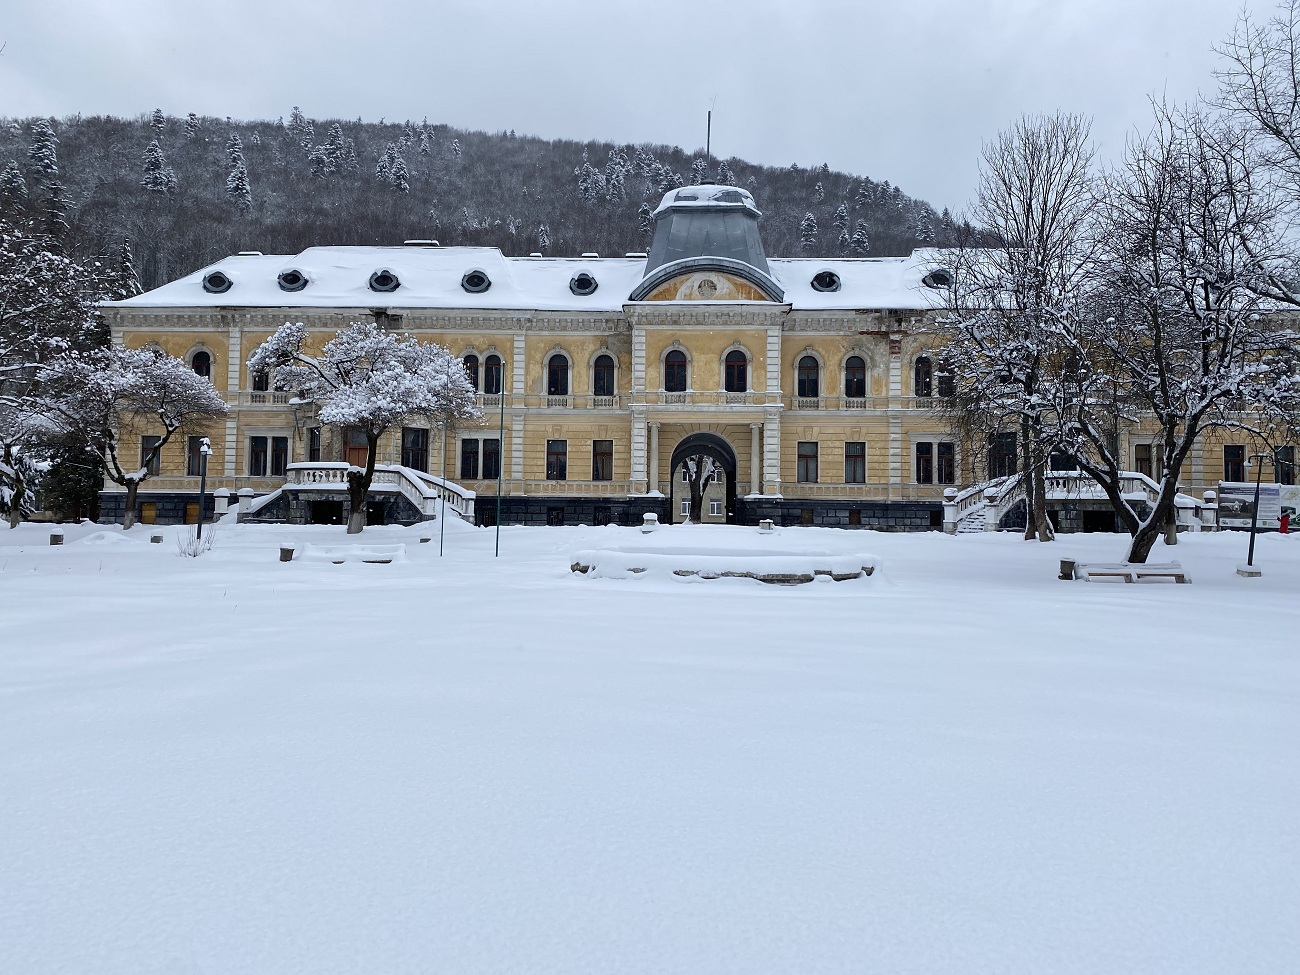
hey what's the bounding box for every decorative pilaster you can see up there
[749,423,761,496]
[224,326,242,476]
[510,332,526,490]
[630,408,648,493]
[648,422,660,494]
[762,409,782,495]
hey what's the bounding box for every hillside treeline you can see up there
[0,108,958,291]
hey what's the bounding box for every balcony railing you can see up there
[517,479,635,496]
[227,390,292,406]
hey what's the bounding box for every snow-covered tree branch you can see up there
[31,345,227,529]
[248,321,478,533]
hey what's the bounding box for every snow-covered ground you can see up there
[1,519,1297,974]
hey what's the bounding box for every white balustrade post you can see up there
[237,487,255,517]
[213,488,230,518]
[942,487,958,534]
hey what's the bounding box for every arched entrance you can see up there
[669,432,739,524]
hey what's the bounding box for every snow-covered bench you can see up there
[294,543,406,565]
[1064,559,1188,583]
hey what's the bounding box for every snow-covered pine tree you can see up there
[689,158,709,184]
[26,119,59,185]
[419,130,431,155]
[389,155,410,193]
[184,113,200,139]
[800,212,819,250]
[450,138,462,158]
[38,182,68,249]
[246,321,478,533]
[287,106,314,148]
[718,160,736,185]
[575,150,605,204]
[140,139,176,194]
[0,162,26,215]
[225,135,252,211]
[111,236,143,300]
[375,143,395,183]
[250,131,261,148]
[150,108,166,133]
[854,179,874,210]
[637,203,653,240]
[850,220,870,255]
[813,181,825,203]
[833,203,850,252]
[537,223,551,252]
[604,146,629,204]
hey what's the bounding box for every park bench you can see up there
[1060,559,1188,583]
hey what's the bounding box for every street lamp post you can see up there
[196,437,211,540]
[1244,452,1266,571]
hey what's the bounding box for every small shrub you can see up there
[176,525,216,557]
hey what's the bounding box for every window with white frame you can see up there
[709,500,723,516]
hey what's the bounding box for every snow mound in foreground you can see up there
[571,547,879,583]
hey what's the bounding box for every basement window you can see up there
[202,270,232,294]
[368,269,400,292]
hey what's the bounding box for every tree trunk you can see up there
[1127,493,1177,563]
[1020,419,1036,540]
[122,480,139,530]
[7,503,20,529]
[1031,454,1054,541]
[345,430,380,534]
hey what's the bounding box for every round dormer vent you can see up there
[202,271,233,294]
[368,269,400,293]
[811,270,841,293]
[569,272,598,296]
[277,269,308,292]
[461,269,491,294]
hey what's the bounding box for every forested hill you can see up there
[0,108,960,292]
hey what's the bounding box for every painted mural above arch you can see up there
[640,270,774,303]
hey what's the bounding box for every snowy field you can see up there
[1,518,1297,974]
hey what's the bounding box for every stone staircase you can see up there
[955,505,988,533]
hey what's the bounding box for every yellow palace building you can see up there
[100,183,1288,530]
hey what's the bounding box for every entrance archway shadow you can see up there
[669,431,739,524]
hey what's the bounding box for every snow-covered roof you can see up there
[105,245,948,313]
[651,183,761,217]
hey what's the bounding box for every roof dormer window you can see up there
[202,271,232,294]
[811,270,841,293]
[369,269,400,293]
[461,269,491,294]
[569,272,598,296]
[277,269,308,292]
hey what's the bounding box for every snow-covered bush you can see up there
[176,524,216,557]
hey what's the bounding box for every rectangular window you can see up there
[709,499,723,516]
[937,441,955,484]
[592,440,613,481]
[915,442,933,484]
[1276,446,1296,485]
[186,436,204,477]
[249,436,268,477]
[460,438,480,480]
[401,427,429,472]
[546,440,567,481]
[1134,443,1153,478]
[796,442,819,483]
[308,427,321,463]
[271,437,289,478]
[1224,444,1245,482]
[482,438,500,480]
[141,435,162,476]
[844,442,865,484]
[681,499,690,516]
[546,506,565,526]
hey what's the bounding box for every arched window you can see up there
[724,350,748,393]
[936,364,955,398]
[463,354,480,390]
[484,355,503,395]
[844,356,866,398]
[191,350,211,379]
[664,350,687,392]
[252,369,270,392]
[797,355,819,398]
[547,355,569,396]
[593,354,615,397]
[914,356,933,398]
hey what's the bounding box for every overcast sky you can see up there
[1,0,1260,213]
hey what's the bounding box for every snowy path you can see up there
[1,521,1297,974]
